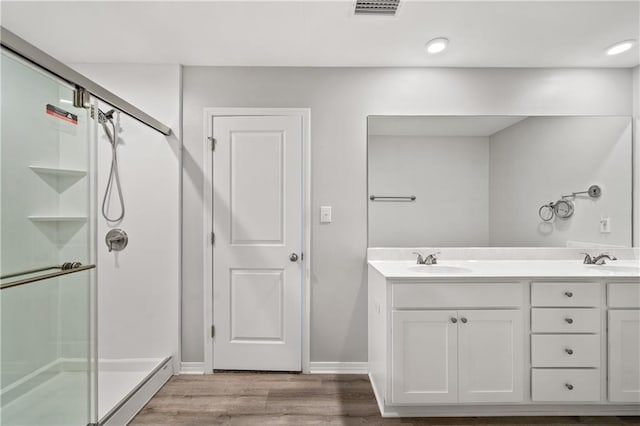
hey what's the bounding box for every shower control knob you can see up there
[105,229,128,252]
[289,253,299,262]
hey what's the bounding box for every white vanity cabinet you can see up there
[368,262,640,417]
[608,283,640,403]
[391,310,458,403]
[387,282,524,405]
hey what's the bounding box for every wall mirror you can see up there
[367,115,633,248]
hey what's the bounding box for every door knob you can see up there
[289,253,299,262]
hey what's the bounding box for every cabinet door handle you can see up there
[565,348,574,355]
[565,383,574,390]
[450,317,458,323]
[564,291,573,297]
[565,318,574,324]
[460,317,468,324]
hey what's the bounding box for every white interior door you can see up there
[212,115,302,371]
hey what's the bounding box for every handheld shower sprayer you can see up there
[99,108,125,223]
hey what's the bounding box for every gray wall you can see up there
[182,67,633,363]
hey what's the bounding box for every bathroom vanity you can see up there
[367,250,640,417]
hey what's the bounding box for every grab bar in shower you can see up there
[0,264,96,290]
[369,195,416,201]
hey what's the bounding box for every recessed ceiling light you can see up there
[606,40,636,56]
[426,37,449,54]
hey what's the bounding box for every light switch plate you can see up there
[600,217,611,233]
[320,206,332,223]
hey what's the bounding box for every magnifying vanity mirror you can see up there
[367,115,633,248]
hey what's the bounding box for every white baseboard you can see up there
[308,362,368,374]
[180,362,205,375]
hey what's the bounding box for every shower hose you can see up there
[100,110,125,223]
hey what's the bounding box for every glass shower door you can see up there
[0,50,96,425]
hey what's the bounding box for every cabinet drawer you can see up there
[531,335,600,367]
[392,283,522,309]
[531,282,600,307]
[531,369,600,402]
[531,308,600,333]
[608,283,640,308]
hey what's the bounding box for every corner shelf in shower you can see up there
[29,166,87,177]
[29,166,87,193]
[28,216,87,222]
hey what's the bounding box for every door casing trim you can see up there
[202,107,311,374]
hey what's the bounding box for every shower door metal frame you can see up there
[0,26,172,136]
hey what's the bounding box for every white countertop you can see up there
[368,259,640,279]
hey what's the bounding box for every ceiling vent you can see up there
[354,0,400,16]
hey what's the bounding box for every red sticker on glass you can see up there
[46,104,77,125]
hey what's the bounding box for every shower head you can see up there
[98,108,116,124]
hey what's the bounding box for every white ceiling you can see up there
[368,115,528,136]
[1,1,638,67]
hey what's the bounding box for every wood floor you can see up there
[131,373,639,426]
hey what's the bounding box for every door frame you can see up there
[202,107,311,374]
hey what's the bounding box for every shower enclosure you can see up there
[0,50,96,425]
[1,28,174,425]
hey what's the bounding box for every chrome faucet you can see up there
[582,252,617,265]
[413,251,440,265]
[592,253,617,265]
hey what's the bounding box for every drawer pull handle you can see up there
[460,317,468,324]
[451,317,458,324]
[565,383,574,391]
[565,318,574,324]
[565,348,574,355]
[564,291,573,297]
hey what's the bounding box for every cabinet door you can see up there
[458,310,524,403]
[391,310,458,404]
[609,310,640,402]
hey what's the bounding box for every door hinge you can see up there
[208,136,216,151]
[73,87,91,109]
[211,325,215,338]
[210,232,215,245]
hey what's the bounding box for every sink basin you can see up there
[584,264,640,274]
[408,265,473,274]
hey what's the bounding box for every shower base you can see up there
[0,357,172,425]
